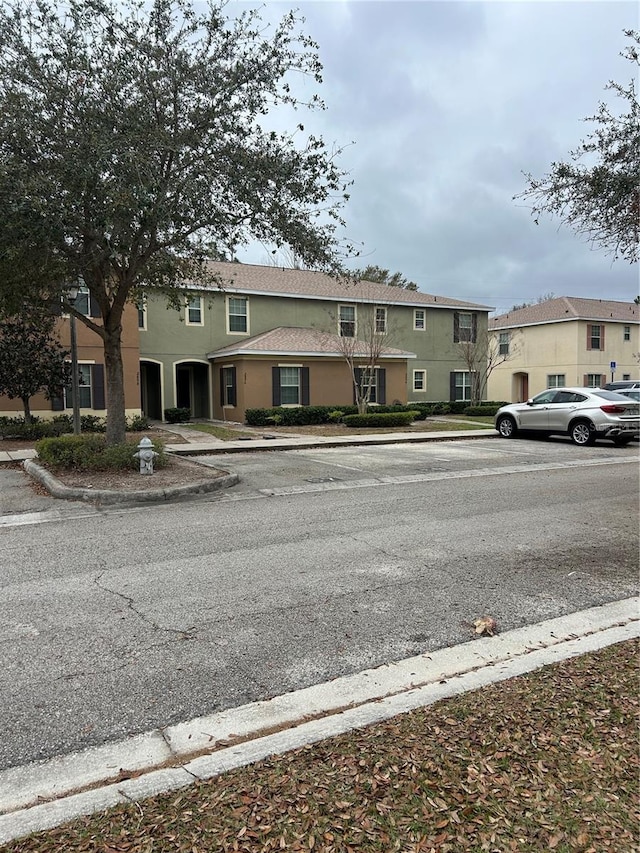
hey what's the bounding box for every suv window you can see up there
[531,390,559,405]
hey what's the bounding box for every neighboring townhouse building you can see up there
[0,289,141,420]
[139,262,492,421]
[487,297,639,403]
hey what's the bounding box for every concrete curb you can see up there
[22,459,238,505]
[167,429,499,455]
[0,597,637,845]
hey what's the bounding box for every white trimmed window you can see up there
[227,296,248,334]
[413,369,426,392]
[547,374,565,388]
[375,306,387,334]
[624,325,631,341]
[280,367,301,405]
[414,309,425,331]
[585,374,602,388]
[339,304,356,337]
[186,295,203,325]
[452,370,472,402]
[498,332,509,355]
[65,363,92,408]
[137,301,147,330]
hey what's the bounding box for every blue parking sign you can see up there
[610,361,617,370]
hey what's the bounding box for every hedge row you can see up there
[342,411,420,428]
[34,435,167,471]
[0,414,151,439]
[244,401,506,427]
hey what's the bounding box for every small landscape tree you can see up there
[457,330,520,405]
[0,310,70,424]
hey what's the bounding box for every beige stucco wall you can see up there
[488,319,640,402]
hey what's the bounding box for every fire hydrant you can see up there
[133,436,159,475]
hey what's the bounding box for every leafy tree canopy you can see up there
[516,30,640,264]
[0,309,70,423]
[353,265,418,291]
[0,0,353,442]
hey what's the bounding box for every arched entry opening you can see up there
[512,372,529,403]
[140,360,162,420]
[175,361,210,418]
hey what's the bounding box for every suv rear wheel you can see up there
[570,419,596,446]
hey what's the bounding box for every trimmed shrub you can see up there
[342,411,420,428]
[126,414,151,431]
[0,416,68,440]
[464,404,503,416]
[35,435,167,471]
[80,414,107,433]
[164,407,191,424]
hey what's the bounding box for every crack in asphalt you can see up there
[93,572,198,639]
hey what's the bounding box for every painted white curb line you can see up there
[0,597,638,845]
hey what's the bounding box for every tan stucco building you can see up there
[487,297,639,402]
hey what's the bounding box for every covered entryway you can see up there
[140,360,162,420]
[175,361,210,418]
[513,372,529,403]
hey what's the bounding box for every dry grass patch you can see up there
[5,639,638,853]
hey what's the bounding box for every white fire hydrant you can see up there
[133,436,159,475]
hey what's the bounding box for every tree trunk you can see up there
[21,396,32,425]
[103,322,127,446]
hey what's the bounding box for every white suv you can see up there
[495,387,640,446]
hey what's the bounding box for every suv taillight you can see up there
[600,405,626,414]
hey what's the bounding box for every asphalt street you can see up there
[1,437,638,771]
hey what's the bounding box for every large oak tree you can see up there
[0,0,352,444]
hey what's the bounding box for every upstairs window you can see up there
[587,324,604,350]
[623,325,631,341]
[498,332,510,355]
[227,297,248,334]
[339,304,356,337]
[375,306,387,334]
[186,295,203,325]
[454,312,477,343]
[414,309,425,331]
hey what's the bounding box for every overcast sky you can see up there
[230,0,639,314]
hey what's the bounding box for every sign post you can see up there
[610,361,616,383]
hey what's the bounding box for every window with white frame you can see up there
[587,324,603,350]
[414,309,425,331]
[186,295,203,325]
[585,374,602,388]
[375,306,387,334]
[547,374,565,388]
[72,286,90,317]
[137,301,147,330]
[413,369,426,392]
[624,325,631,341]
[458,313,473,342]
[359,368,378,403]
[339,304,356,337]
[227,296,248,333]
[498,332,510,355]
[65,364,92,408]
[279,366,301,405]
[221,366,236,406]
[452,371,472,401]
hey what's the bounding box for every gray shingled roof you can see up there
[207,327,416,359]
[490,297,639,329]
[187,260,492,311]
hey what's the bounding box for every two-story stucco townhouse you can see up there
[487,297,639,403]
[138,262,492,422]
